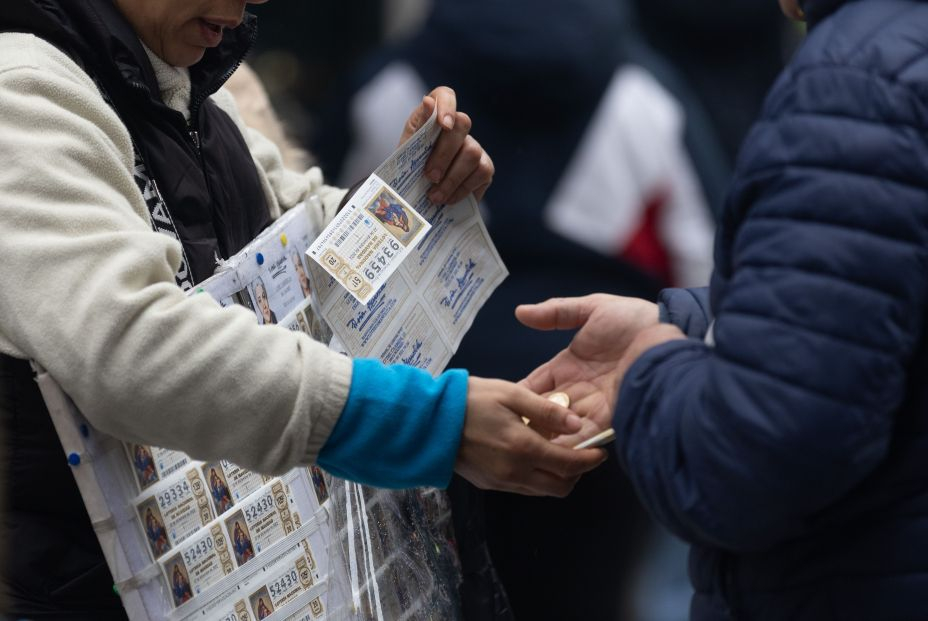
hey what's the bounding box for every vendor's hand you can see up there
[455,377,606,497]
[398,86,494,205]
[517,295,660,444]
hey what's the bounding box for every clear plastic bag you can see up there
[324,475,463,620]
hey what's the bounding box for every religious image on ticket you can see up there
[138,497,171,558]
[225,510,257,567]
[309,466,329,506]
[202,462,234,516]
[125,442,189,492]
[365,187,428,246]
[249,586,275,619]
[165,554,195,607]
[127,443,159,490]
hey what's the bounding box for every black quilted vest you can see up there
[1,0,271,617]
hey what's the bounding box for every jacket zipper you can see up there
[125,20,258,256]
[184,19,259,221]
[187,125,202,154]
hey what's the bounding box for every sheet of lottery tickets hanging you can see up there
[36,105,506,620]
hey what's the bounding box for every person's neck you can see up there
[141,42,192,120]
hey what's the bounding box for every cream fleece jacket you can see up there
[0,33,353,474]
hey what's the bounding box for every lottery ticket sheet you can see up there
[134,465,214,560]
[308,109,507,374]
[194,200,323,329]
[36,107,503,620]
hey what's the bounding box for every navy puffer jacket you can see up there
[614,1,928,618]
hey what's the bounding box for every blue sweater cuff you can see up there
[317,359,468,489]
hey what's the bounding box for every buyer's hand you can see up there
[517,295,660,444]
[398,86,494,205]
[455,377,606,497]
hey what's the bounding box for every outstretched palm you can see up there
[518,294,659,443]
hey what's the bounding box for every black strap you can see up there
[91,77,196,291]
[130,149,195,290]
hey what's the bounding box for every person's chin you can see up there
[166,45,207,68]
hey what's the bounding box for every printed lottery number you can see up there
[245,494,274,522]
[269,569,299,599]
[346,272,364,291]
[182,537,214,566]
[157,480,191,510]
[363,239,401,281]
[218,614,240,621]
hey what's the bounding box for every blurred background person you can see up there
[632,0,798,163]
[225,62,313,172]
[245,0,394,151]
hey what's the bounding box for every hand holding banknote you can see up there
[398,86,494,205]
[454,377,607,497]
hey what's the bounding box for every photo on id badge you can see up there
[365,188,425,246]
[250,586,275,620]
[203,462,234,516]
[226,511,256,566]
[291,250,313,299]
[165,554,194,606]
[252,276,278,325]
[138,498,171,558]
[129,443,159,489]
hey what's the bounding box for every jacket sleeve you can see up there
[614,64,928,552]
[657,287,712,339]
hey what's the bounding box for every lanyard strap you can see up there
[92,76,196,291]
[130,152,195,291]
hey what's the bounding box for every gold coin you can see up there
[547,392,570,408]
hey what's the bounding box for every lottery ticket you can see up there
[308,175,431,305]
[243,544,323,618]
[136,466,213,560]
[277,595,326,621]
[239,205,321,326]
[188,203,321,327]
[200,461,268,517]
[197,592,324,621]
[195,599,253,621]
[176,528,325,621]
[307,107,507,375]
[125,442,190,492]
[161,523,234,607]
[316,273,409,353]
[280,295,333,345]
[306,466,329,507]
[223,480,299,567]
